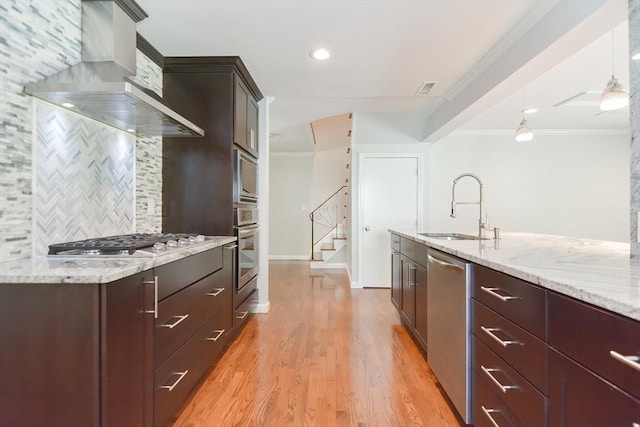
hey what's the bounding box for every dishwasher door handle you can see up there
[428,254,464,272]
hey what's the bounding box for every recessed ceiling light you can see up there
[632,52,640,61]
[522,108,538,114]
[310,48,331,60]
[62,102,74,108]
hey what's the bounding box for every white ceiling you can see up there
[137,0,632,151]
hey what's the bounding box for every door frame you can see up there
[357,153,424,288]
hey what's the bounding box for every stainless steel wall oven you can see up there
[233,149,258,205]
[234,202,259,307]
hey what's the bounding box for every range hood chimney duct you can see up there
[24,0,204,137]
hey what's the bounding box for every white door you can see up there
[361,155,420,288]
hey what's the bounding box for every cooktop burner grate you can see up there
[48,233,197,255]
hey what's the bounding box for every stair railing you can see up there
[309,186,348,260]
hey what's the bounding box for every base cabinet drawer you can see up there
[154,311,232,427]
[473,370,523,427]
[473,265,546,340]
[473,300,547,393]
[473,336,547,426]
[549,348,640,427]
[234,288,258,331]
[155,271,228,367]
[549,292,640,400]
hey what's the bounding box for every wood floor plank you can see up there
[172,261,461,427]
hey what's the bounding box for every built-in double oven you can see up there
[233,149,259,308]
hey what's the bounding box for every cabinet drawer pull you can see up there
[225,244,238,249]
[143,276,158,319]
[159,370,189,391]
[610,350,640,373]
[206,288,225,297]
[480,286,520,302]
[481,365,519,393]
[160,314,189,329]
[236,311,249,320]
[481,406,503,427]
[481,326,521,347]
[206,329,225,342]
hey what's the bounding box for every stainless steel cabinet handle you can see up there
[481,406,502,427]
[428,254,463,271]
[480,286,520,302]
[610,350,640,373]
[206,288,225,297]
[481,366,519,393]
[160,314,189,329]
[481,326,521,347]
[225,244,238,249]
[143,276,158,319]
[249,129,255,149]
[236,311,249,320]
[408,264,416,286]
[206,329,225,342]
[159,370,189,391]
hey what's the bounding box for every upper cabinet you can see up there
[233,77,259,158]
[162,57,263,235]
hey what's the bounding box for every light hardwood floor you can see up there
[173,261,461,427]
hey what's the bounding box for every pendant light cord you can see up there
[611,30,615,76]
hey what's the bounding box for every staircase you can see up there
[309,186,348,269]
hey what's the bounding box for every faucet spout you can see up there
[450,173,487,238]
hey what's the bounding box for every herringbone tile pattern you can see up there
[33,103,135,255]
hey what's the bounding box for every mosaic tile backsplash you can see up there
[33,102,135,256]
[0,0,163,261]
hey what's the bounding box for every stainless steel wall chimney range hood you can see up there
[24,0,204,137]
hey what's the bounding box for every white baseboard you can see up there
[350,281,362,289]
[269,255,309,260]
[252,301,270,313]
[317,262,348,269]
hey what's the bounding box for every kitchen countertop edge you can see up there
[0,236,237,284]
[390,230,640,322]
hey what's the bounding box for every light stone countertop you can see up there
[390,230,640,322]
[0,236,236,284]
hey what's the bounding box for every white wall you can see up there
[269,153,314,258]
[348,111,431,285]
[428,130,630,241]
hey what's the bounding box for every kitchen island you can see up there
[0,236,243,427]
[391,230,639,321]
[390,230,640,427]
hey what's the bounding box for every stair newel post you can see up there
[310,211,315,260]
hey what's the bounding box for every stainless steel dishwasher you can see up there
[427,248,471,424]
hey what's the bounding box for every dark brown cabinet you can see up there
[162,57,263,235]
[548,348,640,426]
[0,246,235,427]
[471,264,548,427]
[390,235,428,354]
[0,271,154,427]
[233,77,259,158]
[548,291,640,426]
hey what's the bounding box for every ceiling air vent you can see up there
[415,81,437,96]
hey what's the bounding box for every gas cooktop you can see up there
[48,233,207,257]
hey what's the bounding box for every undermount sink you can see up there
[418,232,490,241]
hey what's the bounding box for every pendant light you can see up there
[515,90,533,142]
[600,30,629,111]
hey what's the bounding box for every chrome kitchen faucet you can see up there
[450,172,489,239]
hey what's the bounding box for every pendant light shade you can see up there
[515,118,533,142]
[600,75,629,111]
[600,30,629,111]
